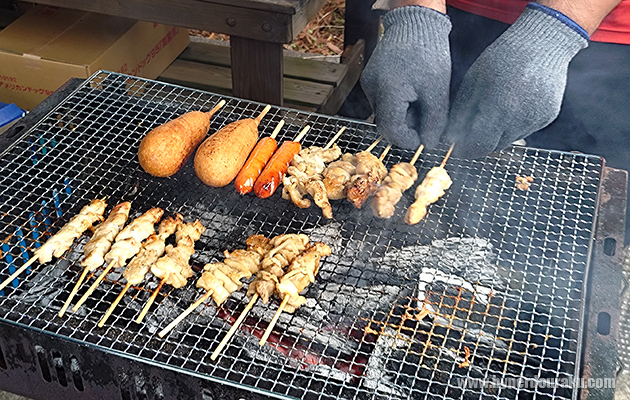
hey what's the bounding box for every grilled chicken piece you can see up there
[281,145,341,218]
[346,151,388,209]
[197,243,266,306]
[150,220,206,288]
[276,242,331,313]
[104,207,164,267]
[305,178,332,219]
[246,234,273,256]
[35,199,107,264]
[405,166,452,225]
[370,163,418,218]
[323,153,357,200]
[247,233,310,303]
[81,202,132,271]
[354,151,388,178]
[223,248,263,277]
[123,214,182,285]
[282,166,312,209]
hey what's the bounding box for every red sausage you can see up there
[253,141,302,199]
[234,137,278,194]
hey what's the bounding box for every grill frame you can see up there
[0,71,623,400]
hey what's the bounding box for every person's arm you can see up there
[537,0,621,35]
[389,0,446,13]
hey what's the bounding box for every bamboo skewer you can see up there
[294,125,310,143]
[441,143,455,168]
[378,144,392,161]
[205,100,226,117]
[211,293,259,361]
[59,267,90,317]
[98,282,131,327]
[365,137,382,153]
[0,257,37,292]
[260,295,290,346]
[72,260,117,312]
[158,290,213,338]
[136,277,166,324]
[254,105,272,125]
[323,127,346,150]
[410,144,425,166]
[270,120,284,140]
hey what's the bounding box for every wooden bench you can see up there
[158,36,365,114]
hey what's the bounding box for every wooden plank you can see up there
[194,0,299,14]
[179,39,348,86]
[158,59,332,109]
[230,36,284,105]
[289,0,328,39]
[319,40,365,115]
[30,0,295,42]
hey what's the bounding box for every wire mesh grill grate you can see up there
[0,71,603,400]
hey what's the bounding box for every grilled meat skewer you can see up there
[158,235,271,338]
[136,219,206,323]
[370,144,424,219]
[260,241,331,345]
[59,201,131,317]
[72,207,164,313]
[0,198,107,293]
[282,144,342,218]
[247,234,310,304]
[346,147,390,209]
[97,214,182,327]
[405,144,455,225]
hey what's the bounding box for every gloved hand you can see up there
[360,6,452,150]
[444,3,589,159]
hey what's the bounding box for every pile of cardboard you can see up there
[0,5,189,110]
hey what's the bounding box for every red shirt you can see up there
[447,0,630,44]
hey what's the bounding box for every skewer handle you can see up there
[440,143,455,168]
[59,267,90,318]
[205,99,226,117]
[269,120,285,140]
[323,127,346,150]
[72,260,116,312]
[211,294,259,361]
[366,137,382,153]
[0,256,37,292]
[158,290,213,338]
[254,105,272,124]
[135,278,166,324]
[379,144,392,161]
[98,282,131,328]
[293,125,310,143]
[260,295,289,346]
[409,144,425,166]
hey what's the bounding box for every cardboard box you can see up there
[0,5,190,110]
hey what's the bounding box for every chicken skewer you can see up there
[281,127,345,218]
[158,235,271,337]
[97,214,182,327]
[210,233,309,360]
[58,201,132,318]
[135,219,206,323]
[259,241,331,345]
[370,144,424,218]
[345,144,391,209]
[0,199,107,292]
[322,137,381,202]
[405,143,455,225]
[72,207,164,312]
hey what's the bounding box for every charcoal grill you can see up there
[0,71,624,400]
